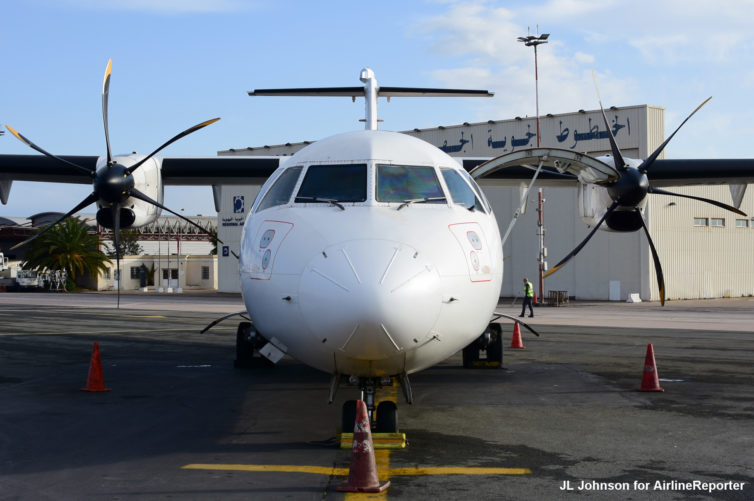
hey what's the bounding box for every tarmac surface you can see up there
[0,292,752,500]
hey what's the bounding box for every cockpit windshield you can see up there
[376,164,445,203]
[295,164,367,204]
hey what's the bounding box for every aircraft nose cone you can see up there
[298,240,442,360]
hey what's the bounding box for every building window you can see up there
[735,219,749,228]
[201,266,210,280]
[130,267,140,279]
[104,268,111,280]
[710,218,725,227]
[693,217,708,226]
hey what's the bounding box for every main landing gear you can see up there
[233,322,275,368]
[334,374,412,434]
[462,322,504,368]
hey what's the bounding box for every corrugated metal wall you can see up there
[650,185,754,300]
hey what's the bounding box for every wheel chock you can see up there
[339,432,407,450]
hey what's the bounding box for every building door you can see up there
[162,268,178,288]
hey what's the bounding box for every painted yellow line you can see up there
[182,464,348,475]
[182,464,530,476]
[390,467,531,475]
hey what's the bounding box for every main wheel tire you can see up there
[376,400,398,433]
[488,323,504,365]
[462,343,478,368]
[234,322,253,367]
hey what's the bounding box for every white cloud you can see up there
[415,1,623,120]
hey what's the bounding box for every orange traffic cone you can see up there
[337,400,390,493]
[638,343,664,392]
[81,342,111,392]
[510,322,525,349]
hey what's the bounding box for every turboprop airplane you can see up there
[1,61,753,432]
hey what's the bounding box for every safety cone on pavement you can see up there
[337,400,390,493]
[510,322,525,349]
[81,342,111,392]
[638,343,664,392]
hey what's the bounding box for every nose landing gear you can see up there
[339,374,411,434]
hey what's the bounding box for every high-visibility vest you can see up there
[524,282,533,297]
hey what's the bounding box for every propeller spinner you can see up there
[7,59,221,306]
[544,80,746,305]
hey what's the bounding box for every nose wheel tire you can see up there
[376,400,398,433]
[341,400,357,433]
[341,398,399,433]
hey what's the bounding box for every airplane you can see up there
[1,61,753,433]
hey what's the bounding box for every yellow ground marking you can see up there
[390,467,531,475]
[182,464,348,475]
[183,380,531,499]
[181,463,531,477]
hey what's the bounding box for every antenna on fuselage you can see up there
[248,69,494,131]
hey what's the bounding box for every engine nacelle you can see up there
[94,154,163,229]
[578,183,646,232]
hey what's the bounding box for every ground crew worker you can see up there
[520,278,534,318]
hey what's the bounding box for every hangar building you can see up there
[216,105,754,302]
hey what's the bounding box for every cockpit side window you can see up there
[295,164,367,203]
[462,169,492,212]
[441,168,486,213]
[255,166,303,212]
[376,164,445,203]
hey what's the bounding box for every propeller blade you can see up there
[5,125,95,176]
[648,186,747,216]
[10,192,98,250]
[113,200,121,309]
[128,188,224,243]
[592,70,626,171]
[102,59,113,166]
[543,200,620,279]
[636,208,665,306]
[640,97,711,174]
[126,118,220,174]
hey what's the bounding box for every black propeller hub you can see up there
[93,162,134,204]
[607,167,649,207]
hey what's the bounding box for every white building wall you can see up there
[651,185,754,300]
[217,185,261,292]
[483,185,645,301]
[139,240,213,256]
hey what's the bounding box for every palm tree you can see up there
[22,217,111,287]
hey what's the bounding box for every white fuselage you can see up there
[239,130,503,377]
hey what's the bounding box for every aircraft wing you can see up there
[249,86,493,98]
[0,154,282,205]
[0,154,281,186]
[643,159,754,187]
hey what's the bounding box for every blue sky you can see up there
[3,0,754,216]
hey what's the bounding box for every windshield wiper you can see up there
[397,197,446,211]
[295,196,345,211]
